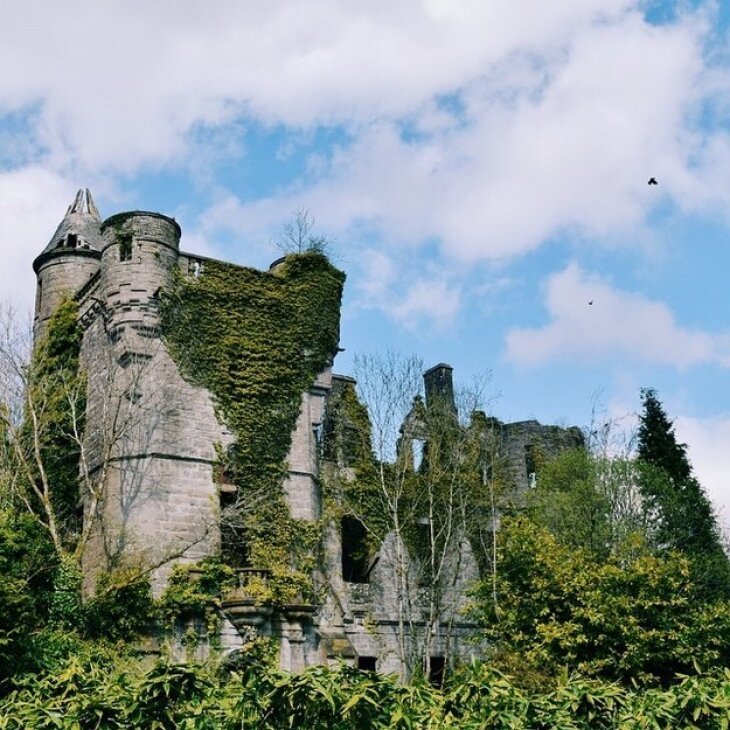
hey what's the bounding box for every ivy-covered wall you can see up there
[161,253,345,604]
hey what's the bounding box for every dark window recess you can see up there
[428,657,445,687]
[67,233,78,248]
[119,234,133,262]
[525,444,536,487]
[341,515,369,583]
[220,489,248,568]
[357,656,377,672]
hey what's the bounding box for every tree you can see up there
[274,207,331,256]
[637,388,730,597]
[325,352,498,679]
[0,300,215,626]
[470,517,730,686]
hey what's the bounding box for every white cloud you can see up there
[505,263,730,367]
[2,1,730,325]
[187,4,730,265]
[351,248,462,331]
[0,0,641,174]
[0,168,75,311]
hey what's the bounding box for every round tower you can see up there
[33,189,102,341]
[98,211,181,331]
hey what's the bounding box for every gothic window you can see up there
[341,515,369,583]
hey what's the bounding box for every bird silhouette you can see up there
[648,177,658,185]
[588,300,593,306]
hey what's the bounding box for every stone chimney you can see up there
[423,363,456,415]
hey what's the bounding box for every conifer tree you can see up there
[637,388,729,597]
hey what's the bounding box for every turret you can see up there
[33,189,102,340]
[98,211,181,332]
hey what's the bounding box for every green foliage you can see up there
[48,556,83,628]
[528,447,612,557]
[471,517,730,686]
[83,571,156,642]
[162,253,344,604]
[26,297,85,535]
[158,558,236,631]
[3,652,730,729]
[0,508,55,686]
[321,379,389,547]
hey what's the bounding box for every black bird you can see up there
[588,300,593,306]
[648,177,658,185]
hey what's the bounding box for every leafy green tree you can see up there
[471,517,730,686]
[637,388,730,597]
[0,508,55,687]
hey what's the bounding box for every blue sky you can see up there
[1,0,730,527]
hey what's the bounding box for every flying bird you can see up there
[648,177,658,185]
[588,300,593,306]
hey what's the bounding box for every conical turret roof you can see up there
[39,188,103,257]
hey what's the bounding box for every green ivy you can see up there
[25,297,85,538]
[161,253,345,604]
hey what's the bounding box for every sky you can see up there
[1,1,729,530]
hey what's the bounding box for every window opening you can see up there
[412,438,425,471]
[67,233,78,248]
[525,444,536,488]
[341,515,369,583]
[220,489,248,568]
[357,656,377,672]
[428,657,445,687]
[119,234,133,262]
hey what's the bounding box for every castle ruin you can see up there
[32,190,583,677]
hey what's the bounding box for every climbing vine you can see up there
[26,297,85,539]
[161,253,345,604]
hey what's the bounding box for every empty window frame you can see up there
[341,515,369,583]
[428,657,446,687]
[357,656,377,672]
[119,233,133,262]
[525,444,536,488]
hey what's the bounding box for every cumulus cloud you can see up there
[185,3,730,265]
[505,263,730,367]
[0,0,637,172]
[352,248,462,331]
[2,1,730,323]
[0,168,75,311]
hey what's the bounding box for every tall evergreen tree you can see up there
[637,388,729,597]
